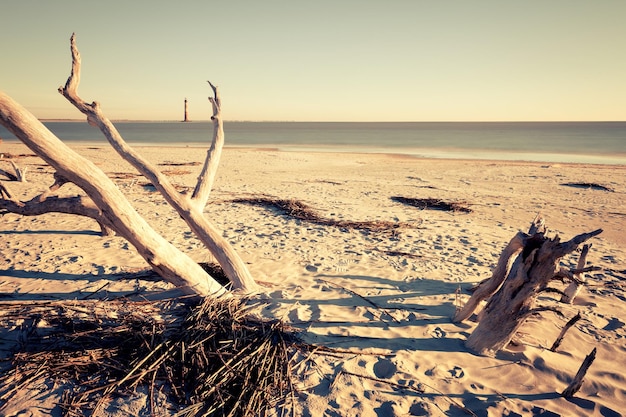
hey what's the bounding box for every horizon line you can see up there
[38,119,626,123]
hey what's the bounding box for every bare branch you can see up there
[0,194,114,235]
[37,172,70,202]
[58,33,100,123]
[465,218,602,356]
[190,81,224,208]
[562,348,597,398]
[557,229,602,258]
[0,158,26,181]
[551,311,582,352]
[7,161,27,182]
[528,213,546,235]
[561,244,595,304]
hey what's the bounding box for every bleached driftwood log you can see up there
[464,219,601,356]
[0,34,257,296]
[0,193,114,236]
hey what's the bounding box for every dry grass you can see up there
[391,196,472,213]
[232,196,413,234]
[561,182,615,192]
[0,297,300,417]
[162,169,192,176]
[159,161,202,167]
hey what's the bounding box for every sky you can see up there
[1,1,625,122]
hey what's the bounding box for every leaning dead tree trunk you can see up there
[0,34,257,296]
[462,216,601,356]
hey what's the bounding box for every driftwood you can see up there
[460,215,601,356]
[0,158,27,182]
[550,311,583,352]
[0,34,256,296]
[560,244,591,304]
[453,216,545,322]
[561,347,597,398]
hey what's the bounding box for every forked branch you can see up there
[58,34,256,293]
[191,81,223,208]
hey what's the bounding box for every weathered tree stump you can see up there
[462,217,601,356]
[454,216,545,323]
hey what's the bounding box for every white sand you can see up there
[1,142,625,416]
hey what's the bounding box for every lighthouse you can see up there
[183,98,189,122]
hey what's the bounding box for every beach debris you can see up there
[391,196,472,213]
[454,214,602,356]
[0,182,12,200]
[550,311,583,352]
[0,297,300,416]
[561,182,615,192]
[561,347,597,398]
[0,33,256,296]
[559,243,592,304]
[232,196,412,234]
[0,159,27,182]
[159,160,202,167]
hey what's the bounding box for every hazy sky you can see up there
[2,1,625,121]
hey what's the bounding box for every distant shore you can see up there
[2,120,625,165]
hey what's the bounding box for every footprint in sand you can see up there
[334,259,349,272]
[409,401,434,416]
[373,358,397,379]
[448,366,465,379]
[430,326,446,338]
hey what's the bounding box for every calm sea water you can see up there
[1,121,625,164]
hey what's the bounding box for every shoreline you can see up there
[3,138,626,166]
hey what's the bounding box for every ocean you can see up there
[1,121,625,165]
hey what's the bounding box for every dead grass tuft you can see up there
[0,297,300,417]
[232,196,413,234]
[391,196,472,213]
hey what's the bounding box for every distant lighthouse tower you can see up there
[183,98,189,122]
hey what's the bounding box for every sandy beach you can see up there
[1,142,625,416]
